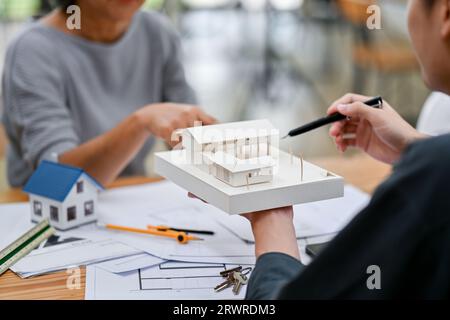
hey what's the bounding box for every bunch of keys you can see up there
[214,266,252,295]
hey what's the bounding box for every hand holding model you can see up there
[189,93,431,261]
[187,193,300,260]
[243,93,430,261]
[243,208,300,260]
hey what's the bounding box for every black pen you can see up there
[282,96,383,139]
[155,225,215,236]
[170,227,215,236]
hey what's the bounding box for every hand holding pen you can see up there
[283,96,383,139]
[327,93,427,164]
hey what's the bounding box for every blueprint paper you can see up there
[11,237,142,277]
[0,203,142,277]
[85,261,254,300]
[95,253,166,274]
[95,181,257,264]
[210,185,370,242]
[1,181,366,277]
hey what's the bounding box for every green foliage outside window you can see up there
[0,0,40,20]
[144,0,165,10]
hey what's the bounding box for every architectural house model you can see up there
[155,119,344,215]
[23,161,104,230]
[181,119,278,187]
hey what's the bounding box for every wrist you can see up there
[412,130,430,143]
[253,233,300,261]
[404,129,429,150]
[250,212,300,260]
[130,110,152,138]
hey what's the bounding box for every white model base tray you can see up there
[154,150,344,214]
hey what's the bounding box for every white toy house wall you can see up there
[30,194,63,225]
[29,174,98,230]
[215,166,274,187]
[61,174,98,229]
[235,167,273,186]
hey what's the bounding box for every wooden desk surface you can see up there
[0,153,391,300]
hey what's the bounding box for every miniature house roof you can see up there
[208,151,275,173]
[23,161,104,202]
[185,119,278,145]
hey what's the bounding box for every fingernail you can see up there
[337,104,349,112]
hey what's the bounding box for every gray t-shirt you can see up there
[1,10,196,187]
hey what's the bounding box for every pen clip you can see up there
[375,101,383,109]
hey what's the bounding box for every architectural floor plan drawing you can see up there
[155,119,344,214]
[86,261,253,300]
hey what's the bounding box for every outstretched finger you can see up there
[196,109,217,125]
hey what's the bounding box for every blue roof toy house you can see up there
[23,161,104,230]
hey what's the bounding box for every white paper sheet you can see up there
[11,237,142,277]
[92,181,368,265]
[85,261,254,300]
[95,181,257,265]
[0,203,34,251]
[95,253,166,274]
[0,203,145,277]
[1,181,364,278]
[88,223,257,265]
[209,185,370,243]
[0,182,257,277]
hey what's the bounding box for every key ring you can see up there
[240,267,252,276]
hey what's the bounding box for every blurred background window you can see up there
[0,0,40,20]
[0,0,430,191]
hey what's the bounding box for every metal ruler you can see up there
[0,219,55,276]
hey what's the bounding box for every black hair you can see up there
[55,0,76,10]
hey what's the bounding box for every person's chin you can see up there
[116,0,142,5]
[110,10,138,23]
[115,0,143,11]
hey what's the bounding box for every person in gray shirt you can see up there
[1,0,215,187]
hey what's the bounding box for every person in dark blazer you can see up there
[244,0,450,299]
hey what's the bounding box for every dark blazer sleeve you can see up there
[246,136,450,300]
[275,136,450,299]
[245,252,304,300]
